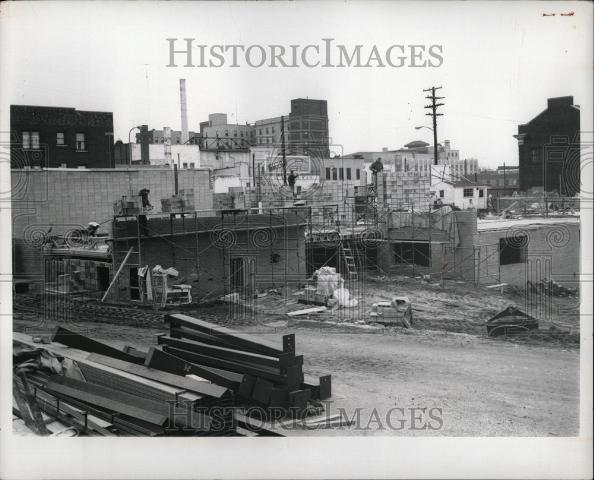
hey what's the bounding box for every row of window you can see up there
[390,237,527,268]
[258,127,276,135]
[325,167,361,181]
[463,188,485,198]
[22,131,86,151]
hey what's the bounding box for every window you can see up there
[325,167,331,180]
[439,190,444,198]
[339,168,344,180]
[183,162,188,169]
[531,148,539,164]
[56,132,65,146]
[190,162,195,168]
[75,133,86,151]
[272,127,275,133]
[356,169,360,180]
[332,168,337,180]
[479,189,484,198]
[22,131,40,149]
[463,188,474,197]
[266,128,269,134]
[499,237,526,265]
[393,242,431,267]
[346,168,351,180]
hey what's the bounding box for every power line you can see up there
[423,86,444,166]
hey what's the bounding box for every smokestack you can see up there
[164,126,172,165]
[179,79,189,144]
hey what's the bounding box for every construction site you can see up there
[11,157,581,437]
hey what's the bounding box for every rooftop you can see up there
[477,215,579,232]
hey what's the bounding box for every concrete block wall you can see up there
[111,225,307,301]
[476,221,580,288]
[11,167,213,240]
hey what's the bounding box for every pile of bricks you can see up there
[113,196,142,216]
[161,189,196,213]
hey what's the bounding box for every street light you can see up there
[415,125,439,166]
[128,126,141,166]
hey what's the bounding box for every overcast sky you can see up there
[1,1,592,169]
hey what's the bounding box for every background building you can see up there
[254,116,288,146]
[199,113,255,151]
[476,165,519,197]
[515,96,580,195]
[11,105,114,168]
[287,98,330,157]
[136,128,199,145]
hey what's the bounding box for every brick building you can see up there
[287,98,330,157]
[10,105,115,168]
[199,113,255,151]
[515,96,580,195]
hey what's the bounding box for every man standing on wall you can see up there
[138,188,152,236]
[288,170,298,198]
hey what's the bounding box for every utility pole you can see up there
[423,86,444,165]
[281,115,287,185]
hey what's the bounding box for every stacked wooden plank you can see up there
[13,317,333,436]
[13,328,237,436]
[158,313,331,417]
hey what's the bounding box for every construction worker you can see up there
[138,188,152,211]
[68,222,100,247]
[288,170,298,198]
[138,188,151,236]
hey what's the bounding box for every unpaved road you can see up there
[14,316,579,436]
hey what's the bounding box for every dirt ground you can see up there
[13,308,580,436]
[12,272,580,436]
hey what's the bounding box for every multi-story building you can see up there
[287,99,330,157]
[344,140,478,182]
[136,129,200,145]
[254,117,289,146]
[199,113,255,151]
[10,105,114,168]
[515,96,580,195]
[476,165,520,197]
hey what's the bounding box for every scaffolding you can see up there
[109,207,312,311]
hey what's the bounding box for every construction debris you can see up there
[527,279,577,297]
[369,296,413,327]
[287,306,328,317]
[486,306,539,337]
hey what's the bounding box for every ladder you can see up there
[341,245,359,280]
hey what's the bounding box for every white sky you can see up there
[1,1,592,169]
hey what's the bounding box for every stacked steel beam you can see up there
[157,313,331,417]
[13,315,332,436]
[13,328,236,436]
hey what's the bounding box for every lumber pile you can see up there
[13,327,236,436]
[160,313,332,416]
[13,315,332,436]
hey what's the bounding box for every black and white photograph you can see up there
[0,1,592,478]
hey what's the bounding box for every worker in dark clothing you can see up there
[138,188,151,236]
[138,188,152,210]
[288,170,298,198]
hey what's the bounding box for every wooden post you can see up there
[101,247,134,302]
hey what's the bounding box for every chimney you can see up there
[382,147,388,152]
[444,140,451,151]
[139,125,150,165]
[163,126,172,165]
[180,79,189,144]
